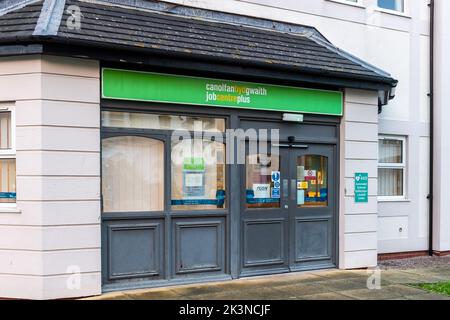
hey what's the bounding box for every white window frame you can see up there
[326,0,365,9]
[0,104,17,207]
[378,135,407,202]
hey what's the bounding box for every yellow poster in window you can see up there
[308,191,316,198]
[298,181,308,190]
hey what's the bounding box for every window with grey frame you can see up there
[101,111,227,212]
[378,136,406,199]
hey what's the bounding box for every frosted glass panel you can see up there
[0,112,11,150]
[102,111,225,132]
[102,136,164,212]
[378,168,403,197]
[379,139,402,164]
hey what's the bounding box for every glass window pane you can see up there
[246,153,280,209]
[0,159,16,203]
[379,139,403,164]
[102,136,164,212]
[297,155,328,208]
[378,168,404,197]
[378,0,404,11]
[102,111,225,133]
[171,139,226,210]
[0,112,12,149]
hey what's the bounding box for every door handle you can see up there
[282,179,289,200]
[291,179,297,201]
[291,145,309,149]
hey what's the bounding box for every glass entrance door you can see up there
[241,143,336,275]
[240,143,290,274]
[288,145,336,271]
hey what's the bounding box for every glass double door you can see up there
[241,143,336,274]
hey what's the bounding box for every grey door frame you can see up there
[100,100,341,290]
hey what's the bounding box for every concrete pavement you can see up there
[84,265,450,300]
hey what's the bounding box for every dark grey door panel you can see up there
[173,218,226,277]
[106,219,165,281]
[294,218,331,262]
[243,219,286,267]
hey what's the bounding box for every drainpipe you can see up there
[427,0,434,257]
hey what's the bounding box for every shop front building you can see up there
[99,69,345,290]
[0,0,400,299]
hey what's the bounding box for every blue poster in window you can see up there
[271,188,280,199]
[0,192,16,199]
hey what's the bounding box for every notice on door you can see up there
[354,172,369,203]
[253,184,271,199]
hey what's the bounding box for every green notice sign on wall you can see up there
[354,173,369,203]
[102,68,343,116]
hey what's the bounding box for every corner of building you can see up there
[0,54,102,299]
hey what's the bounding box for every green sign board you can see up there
[102,68,343,116]
[354,173,369,203]
[183,158,205,171]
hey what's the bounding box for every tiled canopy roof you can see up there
[0,0,397,87]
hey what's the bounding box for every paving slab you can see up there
[313,278,372,292]
[123,289,184,300]
[83,292,133,300]
[300,292,356,300]
[337,286,408,300]
[404,294,450,300]
[258,272,325,285]
[272,283,331,297]
[381,270,440,284]
[83,262,450,300]
[311,270,368,280]
[399,268,450,282]
[189,287,292,300]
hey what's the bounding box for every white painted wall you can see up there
[340,89,379,269]
[0,55,101,299]
[433,0,450,252]
[159,0,432,254]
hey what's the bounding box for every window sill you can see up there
[326,0,365,9]
[0,207,21,214]
[374,8,411,18]
[378,198,411,203]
